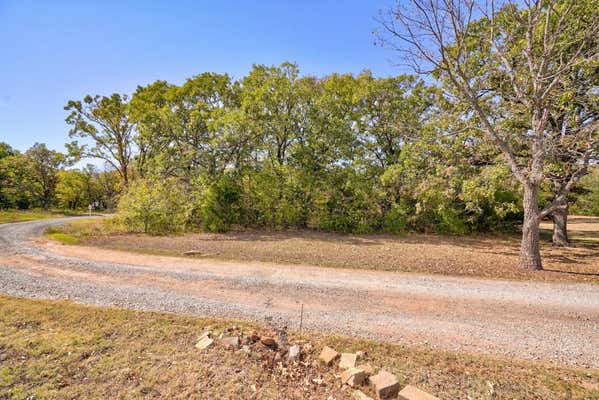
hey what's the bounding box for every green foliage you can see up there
[0,144,33,209]
[117,178,187,234]
[65,93,135,186]
[197,175,243,232]
[24,143,70,210]
[123,62,527,234]
[571,167,599,216]
[55,170,88,210]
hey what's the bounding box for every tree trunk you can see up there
[552,198,570,247]
[520,183,543,270]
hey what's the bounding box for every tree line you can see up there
[1,0,597,271]
[0,142,120,211]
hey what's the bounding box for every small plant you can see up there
[117,178,188,234]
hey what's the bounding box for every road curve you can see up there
[1,217,598,368]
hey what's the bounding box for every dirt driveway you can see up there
[1,217,598,368]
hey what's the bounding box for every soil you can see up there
[79,215,599,283]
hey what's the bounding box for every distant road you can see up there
[1,217,598,368]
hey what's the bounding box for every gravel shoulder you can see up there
[1,217,598,369]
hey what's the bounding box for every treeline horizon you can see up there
[1,62,597,235]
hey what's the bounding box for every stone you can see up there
[195,336,214,350]
[370,369,400,399]
[358,363,375,376]
[221,336,240,349]
[341,367,367,388]
[240,345,251,354]
[353,390,375,400]
[183,250,203,256]
[288,344,301,362]
[397,385,439,400]
[318,346,340,366]
[249,332,260,342]
[260,336,277,348]
[339,353,358,369]
[197,330,212,340]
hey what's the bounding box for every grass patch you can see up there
[44,218,120,245]
[0,209,85,224]
[0,296,597,399]
[45,231,81,245]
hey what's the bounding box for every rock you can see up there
[397,385,439,400]
[353,390,374,400]
[312,377,324,385]
[288,344,301,362]
[358,363,375,376]
[318,346,340,366]
[260,336,277,349]
[249,331,260,342]
[341,367,367,388]
[195,336,214,350]
[221,336,240,349]
[197,330,212,340]
[370,370,400,399]
[240,345,251,354]
[183,250,203,256]
[339,353,358,369]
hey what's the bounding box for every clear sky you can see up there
[0,0,401,154]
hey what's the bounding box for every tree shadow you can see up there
[568,216,599,224]
[543,268,599,277]
[196,229,522,249]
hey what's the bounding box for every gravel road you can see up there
[1,217,598,368]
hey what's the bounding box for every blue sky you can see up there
[0,0,402,154]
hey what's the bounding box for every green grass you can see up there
[44,218,119,246]
[45,231,81,245]
[0,296,597,399]
[0,209,85,224]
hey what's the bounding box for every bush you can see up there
[199,176,243,232]
[384,204,408,233]
[117,178,187,234]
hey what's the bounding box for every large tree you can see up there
[379,0,599,269]
[130,73,240,181]
[25,143,68,210]
[65,94,135,187]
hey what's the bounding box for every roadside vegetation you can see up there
[1,296,597,399]
[0,209,84,225]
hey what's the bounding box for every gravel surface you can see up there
[1,217,598,368]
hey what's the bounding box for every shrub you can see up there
[117,178,187,234]
[199,176,243,232]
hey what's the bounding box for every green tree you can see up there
[0,143,33,209]
[380,0,599,269]
[25,143,68,210]
[117,178,187,234]
[56,170,87,209]
[65,94,135,187]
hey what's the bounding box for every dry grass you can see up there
[0,296,597,399]
[54,216,599,284]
